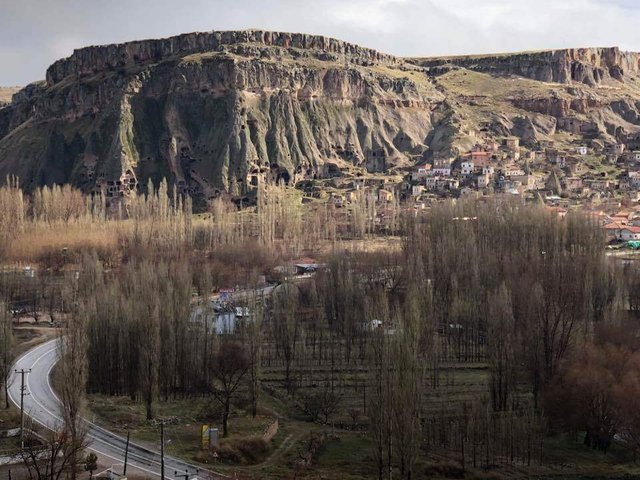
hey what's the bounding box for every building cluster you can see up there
[602,209,640,241]
[406,137,540,201]
[404,132,640,205]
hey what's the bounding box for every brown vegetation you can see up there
[3,180,640,479]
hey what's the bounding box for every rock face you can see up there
[413,47,640,86]
[0,30,437,197]
[1,32,640,199]
[46,30,397,86]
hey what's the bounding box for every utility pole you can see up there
[123,430,130,476]
[160,421,165,480]
[15,368,31,449]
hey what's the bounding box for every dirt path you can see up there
[245,428,309,471]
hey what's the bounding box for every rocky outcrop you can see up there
[1,31,640,198]
[46,30,398,86]
[0,31,437,195]
[414,47,640,86]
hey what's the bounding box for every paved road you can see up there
[8,340,227,479]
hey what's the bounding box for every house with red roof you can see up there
[604,222,640,241]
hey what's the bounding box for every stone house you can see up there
[329,193,345,207]
[344,190,358,203]
[505,137,520,151]
[567,160,588,176]
[608,143,626,155]
[628,170,640,189]
[425,176,439,190]
[411,164,431,181]
[510,174,536,191]
[432,158,454,169]
[477,173,491,189]
[565,177,583,191]
[377,189,393,203]
[365,149,387,173]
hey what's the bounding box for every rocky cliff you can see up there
[1,32,640,199]
[0,30,439,197]
[45,30,398,86]
[412,47,640,86]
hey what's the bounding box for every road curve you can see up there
[8,339,227,479]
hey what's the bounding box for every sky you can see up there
[1,0,640,86]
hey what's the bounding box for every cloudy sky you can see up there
[1,0,639,85]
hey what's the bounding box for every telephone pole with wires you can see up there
[160,420,165,480]
[15,368,31,449]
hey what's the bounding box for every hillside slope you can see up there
[0,31,639,200]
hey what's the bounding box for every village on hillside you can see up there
[299,129,640,244]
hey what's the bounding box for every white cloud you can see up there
[0,0,639,85]
[48,37,85,61]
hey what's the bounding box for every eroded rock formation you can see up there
[413,47,640,86]
[1,31,639,200]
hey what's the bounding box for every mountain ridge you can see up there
[1,30,639,202]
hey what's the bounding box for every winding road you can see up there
[8,340,227,479]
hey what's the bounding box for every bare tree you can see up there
[301,382,342,424]
[212,341,249,437]
[271,283,301,394]
[392,294,425,480]
[0,302,12,409]
[133,262,161,420]
[245,292,264,418]
[20,418,88,480]
[58,290,88,480]
[487,285,517,412]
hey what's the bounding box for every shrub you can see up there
[234,436,268,463]
[422,462,465,479]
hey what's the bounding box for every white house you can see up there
[482,166,495,176]
[432,167,451,177]
[504,167,525,177]
[576,146,588,155]
[461,161,475,176]
[361,319,383,331]
[191,306,243,335]
[619,227,640,241]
